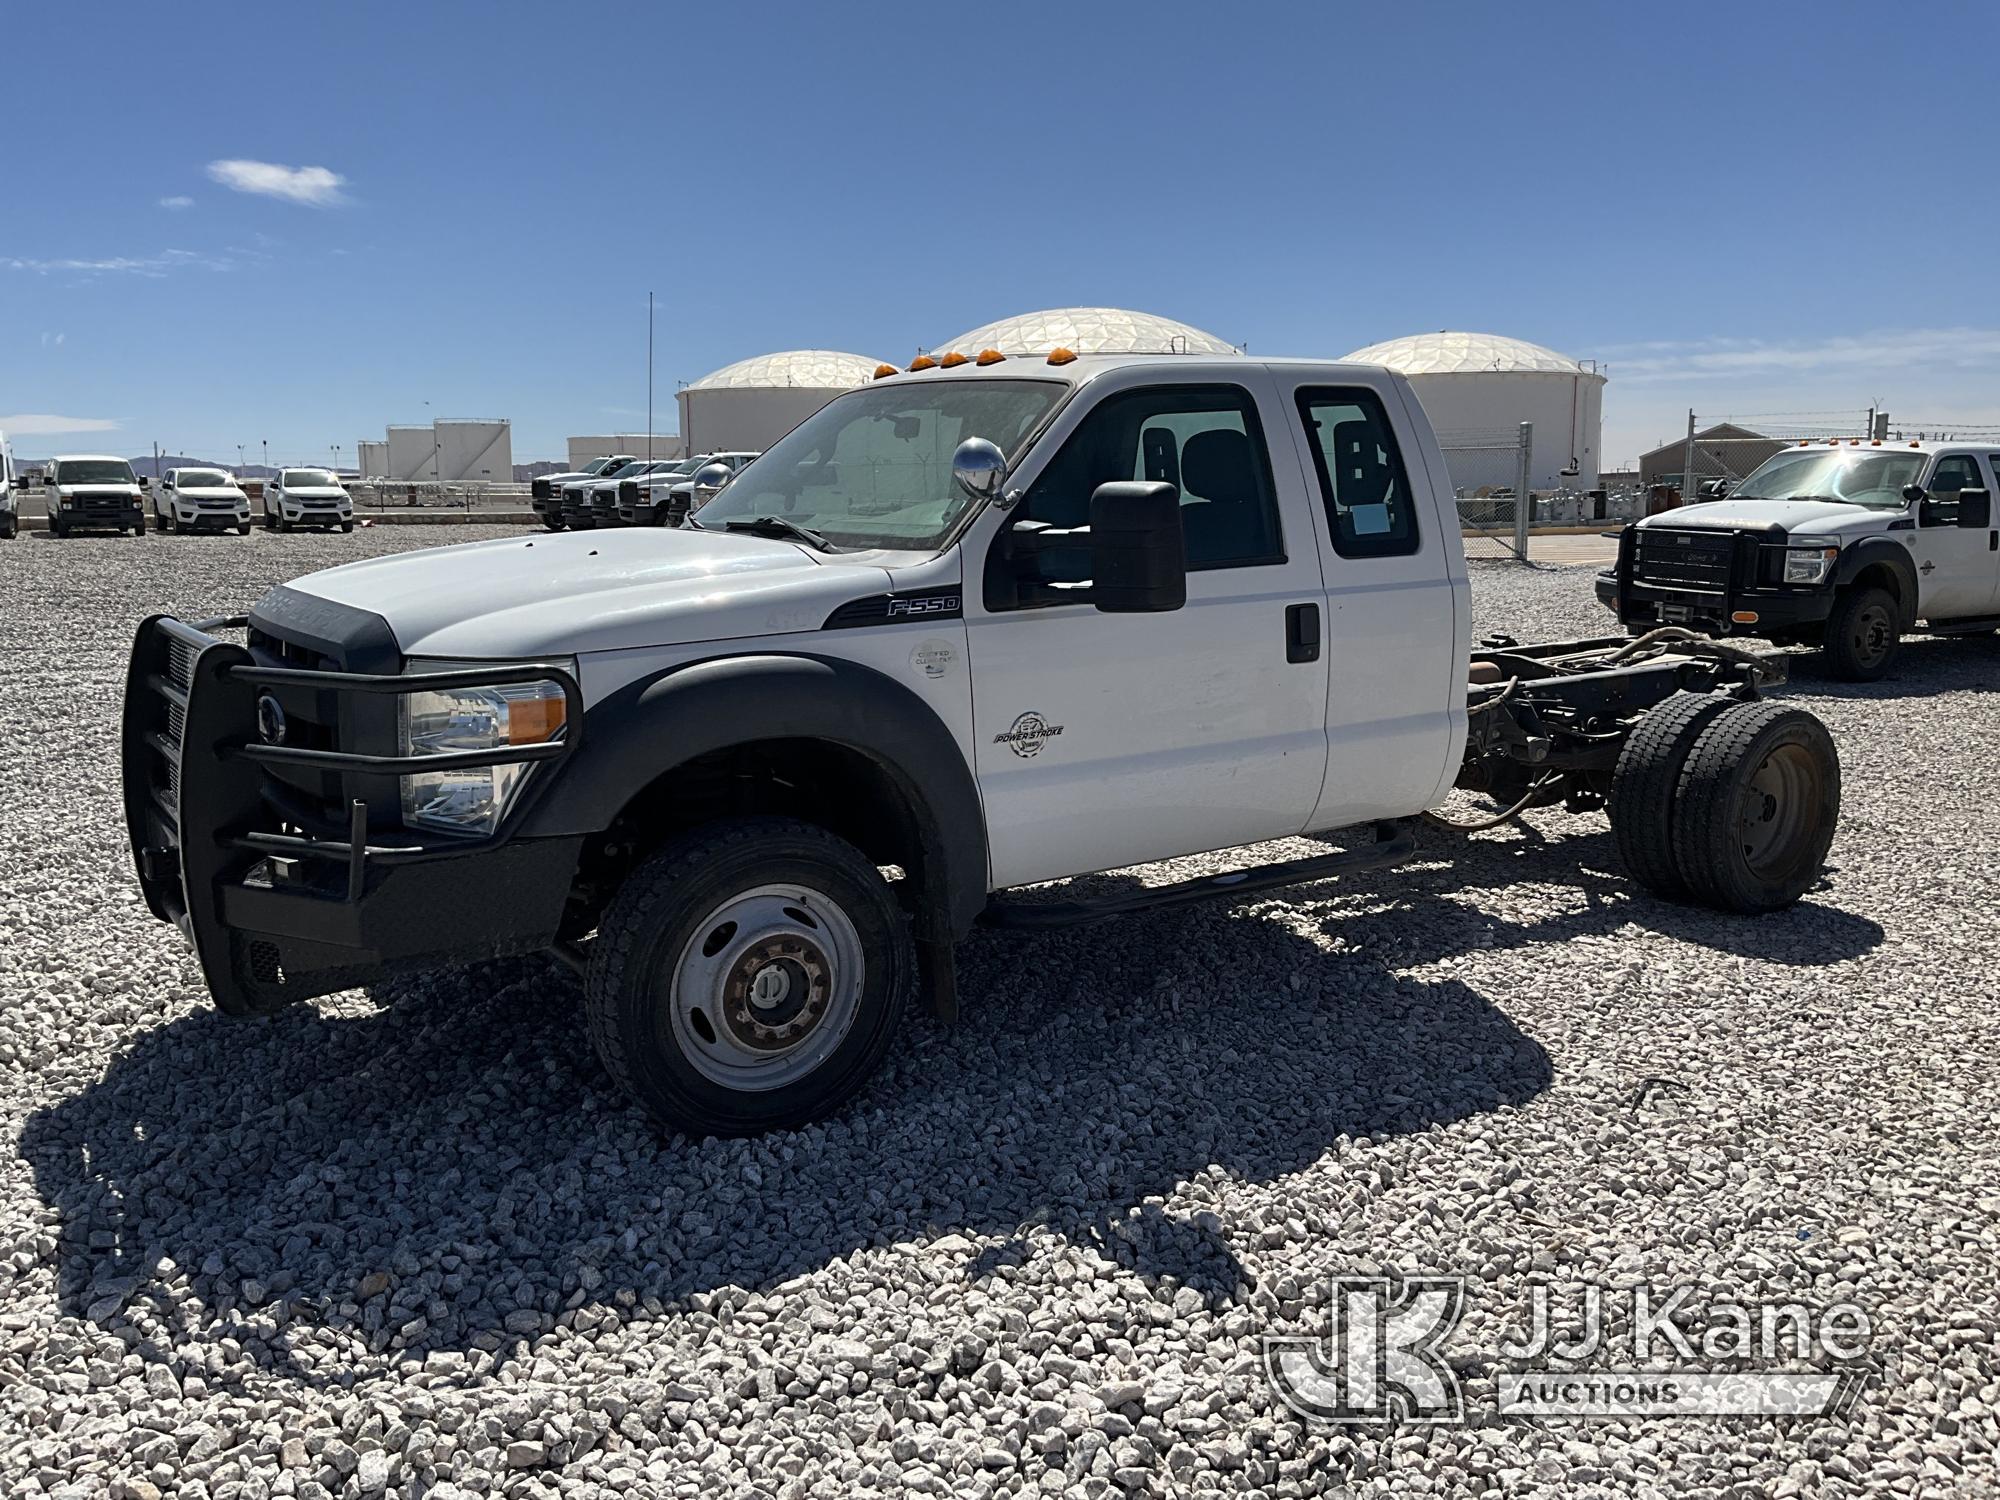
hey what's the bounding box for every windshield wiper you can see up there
[721,515,839,552]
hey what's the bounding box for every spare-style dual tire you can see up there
[1609,694,1840,913]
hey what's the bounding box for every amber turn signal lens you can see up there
[976,348,1006,366]
[873,363,900,380]
[1046,347,1078,366]
[508,695,567,745]
[907,355,939,371]
[938,351,969,368]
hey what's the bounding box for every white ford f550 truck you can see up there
[1599,438,2000,680]
[123,353,1841,1135]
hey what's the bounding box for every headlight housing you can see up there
[1782,537,1841,586]
[399,678,569,836]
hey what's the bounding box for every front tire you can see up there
[585,817,915,1137]
[340,520,354,533]
[279,513,293,533]
[542,517,566,532]
[1822,586,1900,681]
[237,521,251,536]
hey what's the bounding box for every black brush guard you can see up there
[122,614,585,1014]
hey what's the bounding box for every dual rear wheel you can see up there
[1609,695,1839,913]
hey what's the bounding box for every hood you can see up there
[177,485,246,500]
[1642,497,1898,536]
[59,482,140,493]
[280,526,893,658]
[283,486,349,499]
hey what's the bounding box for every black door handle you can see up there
[1285,602,1320,664]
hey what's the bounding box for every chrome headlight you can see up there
[399,677,569,836]
[1782,537,1840,585]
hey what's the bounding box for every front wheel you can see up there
[237,521,251,536]
[1822,586,1900,681]
[542,517,565,532]
[278,513,293,533]
[340,520,354,533]
[585,817,915,1137]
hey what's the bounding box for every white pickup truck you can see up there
[122,352,1841,1135]
[1600,439,2000,679]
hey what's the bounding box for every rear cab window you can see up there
[1294,388,1422,558]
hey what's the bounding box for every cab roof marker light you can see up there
[907,355,938,372]
[976,348,1006,366]
[938,351,970,368]
[1047,347,1078,366]
[872,364,900,380]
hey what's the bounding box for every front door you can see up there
[965,374,1330,889]
[1909,453,1998,620]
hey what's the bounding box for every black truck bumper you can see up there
[1597,524,1833,638]
[122,614,584,1014]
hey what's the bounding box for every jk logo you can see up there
[1263,1276,1465,1424]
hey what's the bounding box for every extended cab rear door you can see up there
[965,364,1332,889]
[1274,372,1467,826]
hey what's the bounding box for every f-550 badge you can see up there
[887,593,960,618]
[994,711,1063,758]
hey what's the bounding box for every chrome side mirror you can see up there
[691,462,733,503]
[951,437,1006,505]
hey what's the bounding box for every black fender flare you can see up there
[524,653,988,940]
[1833,538,1920,627]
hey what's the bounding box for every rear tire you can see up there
[1608,691,1737,903]
[1822,586,1900,681]
[585,817,915,1137]
[1671,702,1840,913]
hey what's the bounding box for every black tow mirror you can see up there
[1902,483,1927,505]
[1956,486,1991,529]
[1088,481,1186,613]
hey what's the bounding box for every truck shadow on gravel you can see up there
[22,903,1552,1389]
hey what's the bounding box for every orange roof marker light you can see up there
[1047,346,1078,366]
[976,348,1006,366]
[873,363,900,380]
[938,351,970,368]
[907,355,939,372]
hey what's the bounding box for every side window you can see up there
[1929,455,1981,496]
[1295,387,1421,558]
[1014,383,1284,580]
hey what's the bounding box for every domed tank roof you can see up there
[1344,330,1601,378]
[687,350,884,392]
[938,307,1240,358]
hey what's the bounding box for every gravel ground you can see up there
[1,529,1996,1499]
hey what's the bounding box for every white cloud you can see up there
[206,158,347,207]
[4,249,233,278]
[1603,328,2000,383]
[159,195,194,210]
[0,413,120,435]
[39,332,65,348]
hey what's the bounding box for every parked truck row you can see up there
[531,451,760,531]
[2,453,356,538]
[125,348,1843,1136]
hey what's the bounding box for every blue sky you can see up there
[7,0,1999,467]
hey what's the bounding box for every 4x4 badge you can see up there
[994,711,1063,758]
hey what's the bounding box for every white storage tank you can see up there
[937,306,1240,358]
[434,419,513,483]
[386,425,438,481]
[566,434,685,468]
[677,351,882,456]
[356,440,389,480]
[1342,331,1605,492]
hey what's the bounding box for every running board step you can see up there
[979,819,1419,931]
[1927,617,2000,636]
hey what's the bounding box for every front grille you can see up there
[1633,529,1734,592]
[531,478,552,501]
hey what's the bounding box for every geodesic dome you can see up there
[937,307,1240,359]
[686,350,884,391]
[1343,331,1597,378]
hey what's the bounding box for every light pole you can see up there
[262,439,269,477]
[236,444,245,473]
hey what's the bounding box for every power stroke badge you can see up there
[994,711,1063,758]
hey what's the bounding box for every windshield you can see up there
[283,469,338,488]
[179,470,234,489]
[1731,449,1925,508]
[694,379,1066,549]
[59,460,135,485]
[604,461,651,480]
